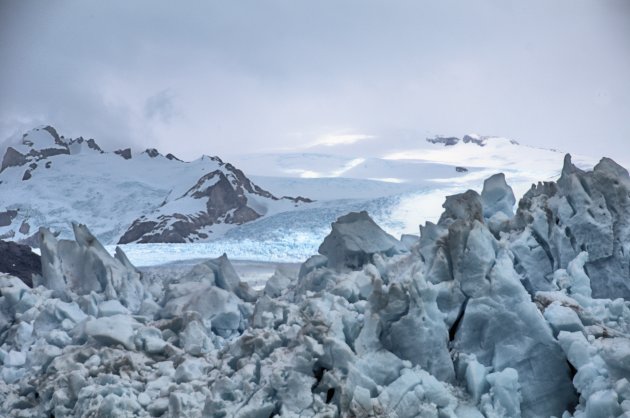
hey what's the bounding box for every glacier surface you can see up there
[0,155,629,417]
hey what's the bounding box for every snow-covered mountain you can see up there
[1,127,602,255]
[230,134,599,186]
[0,126,310,244]
[119,158,311,244]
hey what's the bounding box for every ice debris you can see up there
[0,155,629,417]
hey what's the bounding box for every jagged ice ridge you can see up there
[0,155,629,417]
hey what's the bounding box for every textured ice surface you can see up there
[510,155,630,298]
[38,223,145,312]
[481,173,516,219]
[318,210,405,270]
[1,156,630,417]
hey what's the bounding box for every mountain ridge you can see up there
[0,126,312,245]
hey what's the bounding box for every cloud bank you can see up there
[0,0,628,161]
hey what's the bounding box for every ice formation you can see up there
[1,155,629,417]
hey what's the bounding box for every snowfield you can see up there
[1,154,629,417]
[1,127,599,254]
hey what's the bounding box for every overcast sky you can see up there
[1,1,629,161]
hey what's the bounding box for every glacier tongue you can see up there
[1,155,630,417]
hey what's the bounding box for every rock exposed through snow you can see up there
[0,240,40,287]
[0,126,313,245]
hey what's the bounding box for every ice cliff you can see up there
[1,155,629,417]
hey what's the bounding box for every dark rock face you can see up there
[144,148,161,158]
[0,230,15,240]
[426,136,460,146]
[2,126,312,245]
[119,160,310,244]
[30,148,69,159]
[0,210,18,227]
[166,153,182,162]
[118,220,159,244]
[119,170,261,244]
[69,137,104,153]
[462,134,487,146]
[426,134,510,148]
[455,166,468,173]
[0,239,41,287]
[19,221,30,234]
[0,126,71,175]
[1,147,28,172]
[42,125,62,144]
[114,148,132,160]
[194,172,250,218]
[318,211,404,270]
[120,176,252,244]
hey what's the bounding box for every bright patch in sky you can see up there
[367,177,406,184]
[284,157,366,178]
[310,134,373,147]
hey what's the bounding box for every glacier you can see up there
[0,155,629,417]
[1,127,603,250]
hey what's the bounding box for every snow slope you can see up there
[1,128,601,260]
[0,127,309,244]
[189,135,598,263]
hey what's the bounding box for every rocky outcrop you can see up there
[426,136,461,146]
[0,210,18,227]
[119,170,261,243]
[427,134,519,148]
[0,147,28,173]
[68,137,104,154]
[119,163,311,244]
[143,148,161,158]
[462,134,488,146]
[114,148,132,160]
[0,126,70,175]
[1,126,314,244]
[0,239,40,287]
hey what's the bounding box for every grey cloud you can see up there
[145,90,177,124]
[0,0,628,162]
